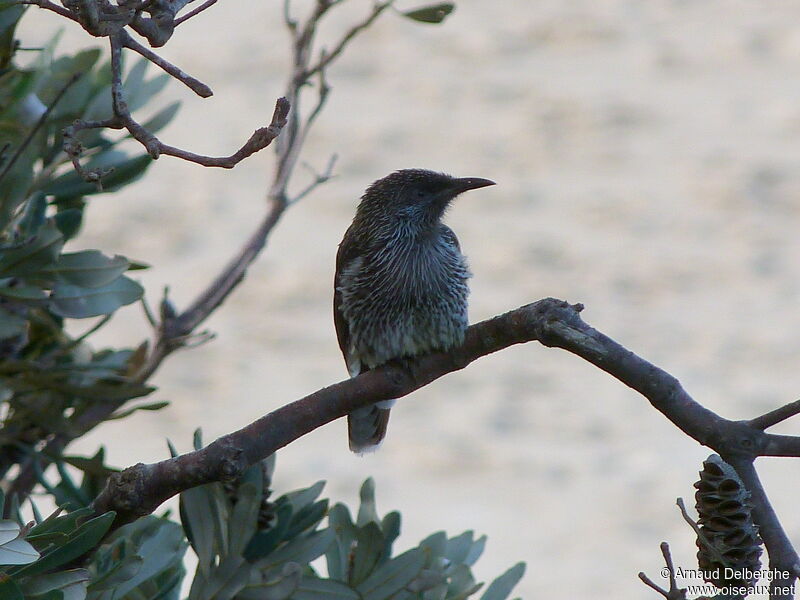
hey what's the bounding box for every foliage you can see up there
[0,448,524,600]
[0,2,176,492]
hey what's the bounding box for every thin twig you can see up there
[49,315,113,359]
[289,153,337,204]
[305,1,394,79]
[64,34,287,171]
[638,542,687,600]
[10,0,79,22]
[174,0,218,26]
[120,31,212,97]
[0,73,81,185]
[749,398,800,431]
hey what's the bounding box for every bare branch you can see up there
[750,398,800,431]
[289,153,337,204]
[120,31,212,97]
[62,34,289,171]
[10,0,79,22]
[174,0,218,26]
[638,542,688,600]
[305,1,394,79]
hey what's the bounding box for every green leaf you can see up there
[53,208,83,241]
[20,568,89,598]
[121,58,148,111]
[0,577,24,600]
[325,504,356,582]
[140,101,181,134]
[444,531,474,565]
[18,192,47,237]
[356,478,379,527]
[350,522,385,586]
[87,554,143,592]
[419,531,447,562]
[380,511,400,560]
[292,577,360,600]
[24,531,69,550]
[40,250,129,288]
[256,528,335,570]
[479,562,525,600]
[284,499,328,540]
[127,72,170,114]
[104,517,186,598]
[38,48,100,119]
[228,482,260,556]
[126,260,151,271]
[356,547,426,600]
[107,400,170,420]
[0,4,24,70]
[0,536,39,566]
[166,439,179,458]
[446,564,482,600]
[401,3,455,24]
[280,481,325,516]
[0,220,64,276]
[244,503,292,562]
[61,451,117,478]
[81,85,112,122]
[0,305,26,340]
[189,554,250,600]
[0,281,47,302]
[14,511,115,577]
[28,508,90,538]
[50,275,143,318]
[0,519,21,544]
[180,485,217,574]
[464,535,486,566]
[41,154,152,199]
[193,428,203,451]
[236,562,301,600]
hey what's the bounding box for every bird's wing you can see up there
[334,224,363,377]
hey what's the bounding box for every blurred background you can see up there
[18,1,800,597]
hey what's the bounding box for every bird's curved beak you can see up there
[451,177,496,194]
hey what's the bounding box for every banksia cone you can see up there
[694,454,763,589]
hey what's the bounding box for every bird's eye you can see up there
[415,188,426,198]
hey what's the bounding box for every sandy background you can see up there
[18,1,800,598]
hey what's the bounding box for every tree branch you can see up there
[750,399,800,431]
[120,31,212,97]
[90,295,800,586]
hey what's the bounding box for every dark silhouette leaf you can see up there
[401,3,455,24]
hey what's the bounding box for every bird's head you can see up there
[357,169,495,229]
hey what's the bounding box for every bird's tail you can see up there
[348,400,393,453]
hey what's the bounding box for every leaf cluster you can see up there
[177,436,524,600]
[0,4,176,506]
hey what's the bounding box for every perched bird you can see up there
[334,169,495,453]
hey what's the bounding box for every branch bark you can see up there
[90,296,800,596]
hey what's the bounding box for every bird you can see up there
[334,168,495,453]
